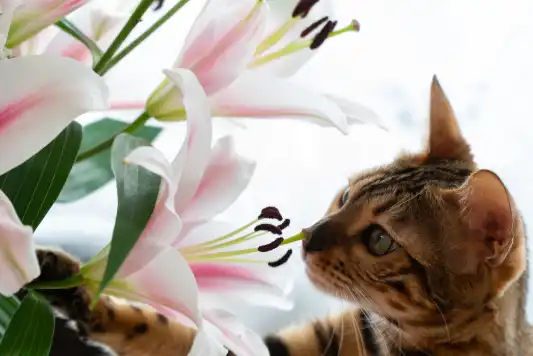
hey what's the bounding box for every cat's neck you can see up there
[376,272,531,355]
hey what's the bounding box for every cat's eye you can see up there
[340,187,350,207]
[362,225,397,256]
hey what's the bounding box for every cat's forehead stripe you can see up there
[353,163,471,203]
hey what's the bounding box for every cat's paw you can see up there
[17,247,92,327]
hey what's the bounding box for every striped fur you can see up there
[27,77,533,355]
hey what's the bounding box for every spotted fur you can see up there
[28,77,533,355]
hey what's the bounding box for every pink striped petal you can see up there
[181,136,256,223]
[160,69,214,214]
[104,243,202,325]
[0,56,108,175]
[0,190,39,296]
[7,0,93,47]
[204,309,269,356]
[190,262,293,310]
[210,71,349,134]
[177,0,268,95]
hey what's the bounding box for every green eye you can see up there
[340,187,350,207]
[363,225,397,256]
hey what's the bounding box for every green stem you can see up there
[93,0,155,75]
[75,111,151,163]
[101,0,192,76]
[28,274,84,290]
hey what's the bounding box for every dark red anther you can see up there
[254,223,283,235]
[258,206,282,221]
[310,20,337,50]
[153,0,164,10]
[292,0,320,18]
[300,16,329,38]
[258,237,284,252]
[277,219,291,231]
[268,249,293,267]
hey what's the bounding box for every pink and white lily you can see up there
[6,0,97,48]
[0,190,39,296]
[0,1,109,295]
[43,0,136,64]
[146,0,380,133]
[80,68,293,355]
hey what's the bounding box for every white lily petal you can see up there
[0,190,39,296]
[0,56,108,175]
[106,243,202,325]
[204,309,268,356]
[177,0,268,95]
[7,0,93,47]
[162,68,214,213]
[124,146,182,249]
[188,325,228,356]
[210,71,348,134]
[324,93,389,131]
[181,136,256,223]
[0,0,21,49]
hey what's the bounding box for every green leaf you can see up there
[55,19,103,64]
[0,295,20,338]
[95,133,161,300]
[0,122,82,230]
[58,118,162,203]
[0,292,54,356]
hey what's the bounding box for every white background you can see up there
[36,0,533,335]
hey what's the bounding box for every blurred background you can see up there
[35,0,533,335]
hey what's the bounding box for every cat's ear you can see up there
[426,75,473,162]
[445,170,514,272]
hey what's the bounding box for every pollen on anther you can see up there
[255,223,283,235]
[292,0,320,18]
[258,237,284,252]
[268,249,293,267]
[153,0,164,11]
[258,206,282,221]
[300,16,329,38]
[310,20,337,50]
[278,219,291,231]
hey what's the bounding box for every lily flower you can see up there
[0,2,109,295]
[0,190,39,296]
[146,0,381,133]
[42,0,136,64]
[6,0,97,48]
[79,67,296,355]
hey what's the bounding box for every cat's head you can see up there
[303,76,526,337]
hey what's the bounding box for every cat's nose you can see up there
[302,222,332,253]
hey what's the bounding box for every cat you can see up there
[25,76,533,355]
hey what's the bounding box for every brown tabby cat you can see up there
[29,76,532,356]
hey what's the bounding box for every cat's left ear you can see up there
[426,76,473,162]
[445,169,514,271]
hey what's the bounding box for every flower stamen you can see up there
[278,219,291,230]
[258,237,284,252]
[258,206,282,220]
[310,20,337,50]
[254,223,283,235]
[300,16,329,38]
[268,249,293,267]
[292,0,320,18]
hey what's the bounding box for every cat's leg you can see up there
[263,309,376,356]
[27,247,197,356]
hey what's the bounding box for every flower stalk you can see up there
[93,0,155,75]
[75,111,152,162]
